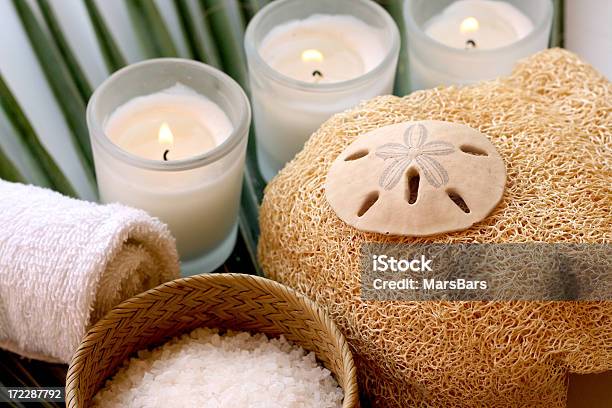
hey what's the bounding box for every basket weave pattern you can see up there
[66,273,358,407]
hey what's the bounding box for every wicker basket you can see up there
[65,273,358,407]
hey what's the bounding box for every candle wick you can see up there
[312,70,323,78]
[465,39,477,49]
[163,149,170,161]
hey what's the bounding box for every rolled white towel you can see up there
[0,180,180,363]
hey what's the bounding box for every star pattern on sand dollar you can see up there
[375,124,455,190]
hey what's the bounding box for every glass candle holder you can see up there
[87,59,251,275]
[403,0,553,91]
[245,0,400,182]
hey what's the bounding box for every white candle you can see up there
[403,0,553,91]
[424,0,533,50]
[100,84,240,263]
[245,0,400,182]
[88,60,250,275]
[259,15,386,83]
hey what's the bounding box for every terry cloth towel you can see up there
[0,180,180,363]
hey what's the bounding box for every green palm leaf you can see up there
[550,0,564,47]
[0,145,25,183]
[12,0,95,185]
[83,0,128,72]
[0,108,47,187]
[175,0,222,66]
[127,0,179,58]
[0,75,77,197]
[382,0,411,95]
[240,0,270,21]
[36,0,93,101]
[202,0,249,88]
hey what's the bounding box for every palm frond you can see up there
[36,0,93,101]
[12,0,95,186]
[202,0,249,88]
[381,0,411,96]
[240,0,269,21]
[126,0,179,58]
[0,145,25,183]
[174,0,222,66]
[0,75,78,197]
[83,0,128,72]
[550,0,564,47]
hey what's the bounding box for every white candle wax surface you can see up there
[424,0,533,50]
[105,83,232,161]
[258,14,387,83]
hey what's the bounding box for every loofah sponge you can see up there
[258,49,612,408]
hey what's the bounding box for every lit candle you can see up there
[424,1,533,50]
[259,16,385,84]
[88,60,251,275]
[105,84,230,162]
[403,0,553,90]
[245,0,400,182]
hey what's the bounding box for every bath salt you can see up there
[92,328,343,408]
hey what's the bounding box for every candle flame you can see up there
[460,17,479,34]
[301,49,324,63]
[158,122,174,146]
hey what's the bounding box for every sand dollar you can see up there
[325,121,506,236]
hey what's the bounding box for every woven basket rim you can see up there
[66,273,359,407]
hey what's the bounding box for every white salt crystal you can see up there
[92,328,343,408]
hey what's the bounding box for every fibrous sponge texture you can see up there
[258,49,612,407]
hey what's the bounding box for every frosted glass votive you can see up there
[404,0,553,91]
[87,59,251,275]
[245,0,400,182]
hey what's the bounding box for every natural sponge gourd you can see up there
[258,49,612,407]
